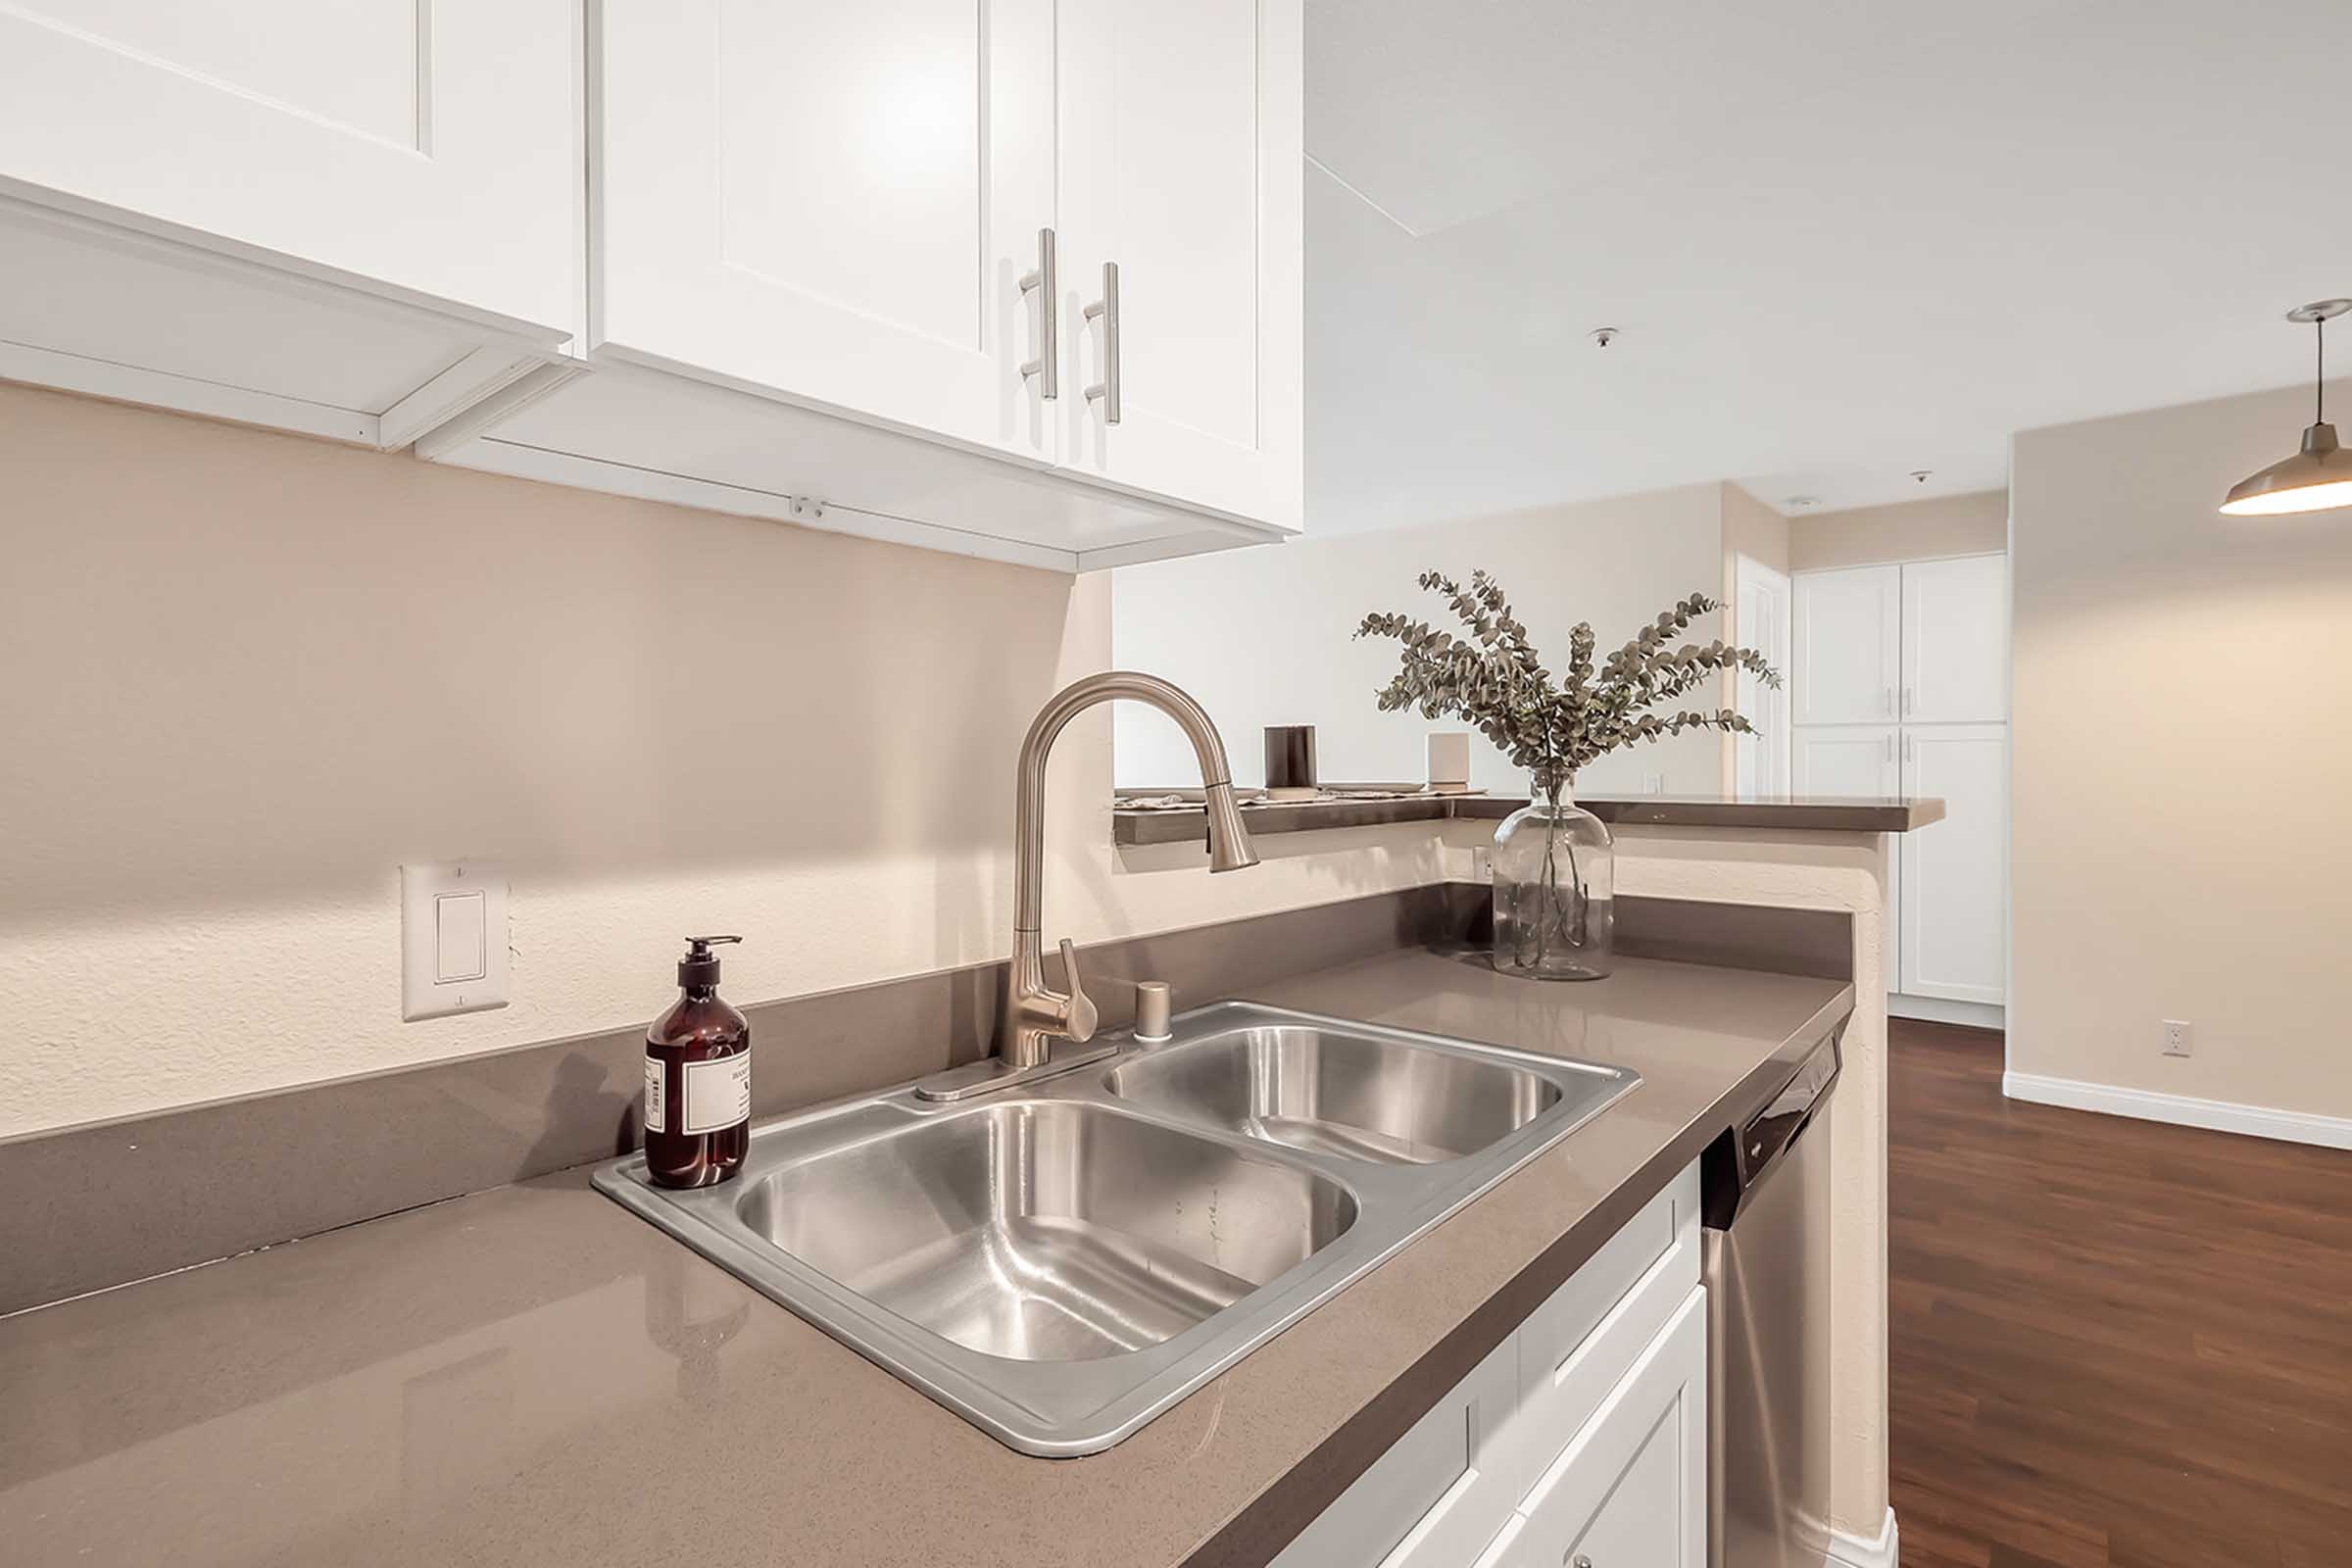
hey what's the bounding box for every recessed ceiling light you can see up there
[2222,299,2352,517]
[1786,495,1821,510]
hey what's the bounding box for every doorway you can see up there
[1734,554,1791,795]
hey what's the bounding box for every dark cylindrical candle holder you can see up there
[1264,724,1318,801]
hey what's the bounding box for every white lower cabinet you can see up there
[1504,1288,1707,1568]
[1273,1163,1705,1568]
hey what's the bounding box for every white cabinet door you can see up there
[1791,565,1901,726]
[1054,0,1303,530]
[597,0,1058,461]
[1790,726,1900,799]
[1900,723,2007,1004]
[0,1,575,331]
[1507,1286,1707,1568]
[1901,555,2009,723]
[1270,1332,1519,1568]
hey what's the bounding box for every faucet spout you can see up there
[1004,671,1257,1068]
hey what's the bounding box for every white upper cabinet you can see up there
[596,0,1056,462]
[1901,554,2009,723]
[1054,0,1304,531]
[0,1,577,445]
[426,0,1304,571]
[0,0,575,326]
[1791,565,1901,726]
[0,2,1302,564]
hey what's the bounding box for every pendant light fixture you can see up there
[2221,298,2352,516]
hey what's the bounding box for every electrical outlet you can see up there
[1642,771,1666,795]
[2161,1019,2193,1057]
[1470,846,1494,883]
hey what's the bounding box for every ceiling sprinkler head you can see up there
[1590,326,1621,348]
[1786,495,1822,510]
[1910,469,1934,485]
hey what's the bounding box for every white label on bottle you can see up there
[643,1054,665,1135]
[682,1054,751,1135]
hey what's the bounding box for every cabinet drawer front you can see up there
[1505,1163,1699,1490]
[1507,1286,1708,1568]
[1271,1331,1519,1568]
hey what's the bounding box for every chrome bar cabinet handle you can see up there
[1019,227,1057,399]
[1083,261,1121,424]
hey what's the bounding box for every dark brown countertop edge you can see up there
[1185,982,1858,1567]
[1114,790,1945,844]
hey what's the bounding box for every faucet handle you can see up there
[1057,937,1099,1044]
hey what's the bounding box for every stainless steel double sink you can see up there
[595,1002,1638,1455]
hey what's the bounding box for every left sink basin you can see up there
[734,1101,1356,1362]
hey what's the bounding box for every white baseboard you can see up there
[2003,1070,2352,1152]
[1889,994,2004,1030]
[1826,1506,1899,1568]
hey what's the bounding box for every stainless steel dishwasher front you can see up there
[1702,1027,1841,1568]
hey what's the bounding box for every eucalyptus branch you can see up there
[1355,574,1782,793]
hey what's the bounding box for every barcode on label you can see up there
[643,1054,665,1135]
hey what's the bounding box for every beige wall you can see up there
[2011,378,2352,1121]
[1112,483,1739,794]
[0,385,1466,1137]
[1720,481,1791,582]
[1788,488,2008,569]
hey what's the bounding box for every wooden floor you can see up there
[1887,1018,2352,1568]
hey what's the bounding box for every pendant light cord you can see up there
[2320,317,2328,425]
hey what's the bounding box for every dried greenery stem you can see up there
[1359,570,1783,971]
[1354,569,1782,802]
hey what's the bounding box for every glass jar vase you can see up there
[1492,777,1614,980]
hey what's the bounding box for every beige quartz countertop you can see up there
[0,950,1851,1568]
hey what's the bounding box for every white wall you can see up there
[1112,484,1739,794]
[1788,489,2008,570]
[2011,378,2352,1123]
[0,385,1467,1137]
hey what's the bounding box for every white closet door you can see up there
[1054,0,1303,529]
[1790,726,1900,799]
[1791,566,1901,725]
[1901,555,2009,722]
[596,0,1057,460]
[1900,723,2008,1004]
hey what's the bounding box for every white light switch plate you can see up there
[402,861,510,1020]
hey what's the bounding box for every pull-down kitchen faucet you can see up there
[917,671,1257,1102]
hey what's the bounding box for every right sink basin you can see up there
[1104,1020,1568,1163]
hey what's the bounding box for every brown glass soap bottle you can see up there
[643,935,751,1189]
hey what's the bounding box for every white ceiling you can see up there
[1303,0,2352,531]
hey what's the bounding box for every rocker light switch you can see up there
[402,862,509,1020]
[434,892,487,983]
